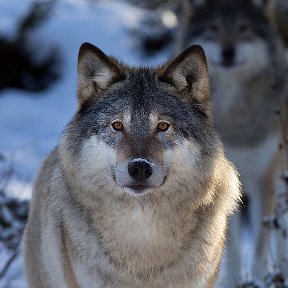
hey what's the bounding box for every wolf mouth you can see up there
[127,184,149,193]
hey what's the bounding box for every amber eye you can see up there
[111,121,124,131]
[157,122,170,132]
[239,23,249,33]
[209,23,219,33]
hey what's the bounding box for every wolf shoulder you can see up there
[24,147,72,287]
[32,147,62,200]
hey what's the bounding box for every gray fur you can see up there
[177,0,288,285]
[24,43,241,288]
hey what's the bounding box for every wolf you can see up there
[177,0,288,284]
[23,42,240,288]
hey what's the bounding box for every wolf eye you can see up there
[157,122,170,132]
[111,121,124,131]
[239,23,249,33]
[209,23,219,33]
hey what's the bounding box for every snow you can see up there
[0,0,164,197]
[130,157,155,166]
[0,0,169,286]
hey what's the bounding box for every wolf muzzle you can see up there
[128,158,153,182]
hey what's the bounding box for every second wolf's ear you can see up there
[77,43,125,105]
[159,45,210,112]
[252,0,270,7]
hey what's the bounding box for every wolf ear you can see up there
[159,45,210,112]
[191,0,206,6]
[251,0,270,8]
[77,43,125,105]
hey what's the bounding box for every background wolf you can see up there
[177,0,288,285]
[23,43,240,288]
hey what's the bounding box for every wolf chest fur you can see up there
[23,43,241,288]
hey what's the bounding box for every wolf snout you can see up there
[128,158,153,181]
[222,46,235,67]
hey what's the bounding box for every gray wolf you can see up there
[177,0,288,285]
[23,42,240,288]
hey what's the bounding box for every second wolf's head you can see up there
[184,0,274,79]
[59,43,226,203]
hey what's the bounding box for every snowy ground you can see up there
[0,1,170,287]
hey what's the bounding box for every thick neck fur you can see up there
[55,152,238,288]
[60,187,224,287]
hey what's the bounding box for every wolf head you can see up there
[59,43,223,199]
[186,0,273,78]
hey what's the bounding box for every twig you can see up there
[0,245,19,279]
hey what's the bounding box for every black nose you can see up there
[128,159,153,181]
[222,46,235,67]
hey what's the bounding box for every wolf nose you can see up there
[128,159,153,181]
[222,46,235,67]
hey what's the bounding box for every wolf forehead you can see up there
[79,69,201,117]
[76,69,209,135]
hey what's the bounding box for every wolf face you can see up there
[59,43,220,198]
[186,0,272,78]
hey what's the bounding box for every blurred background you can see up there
[0,0,287,287]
